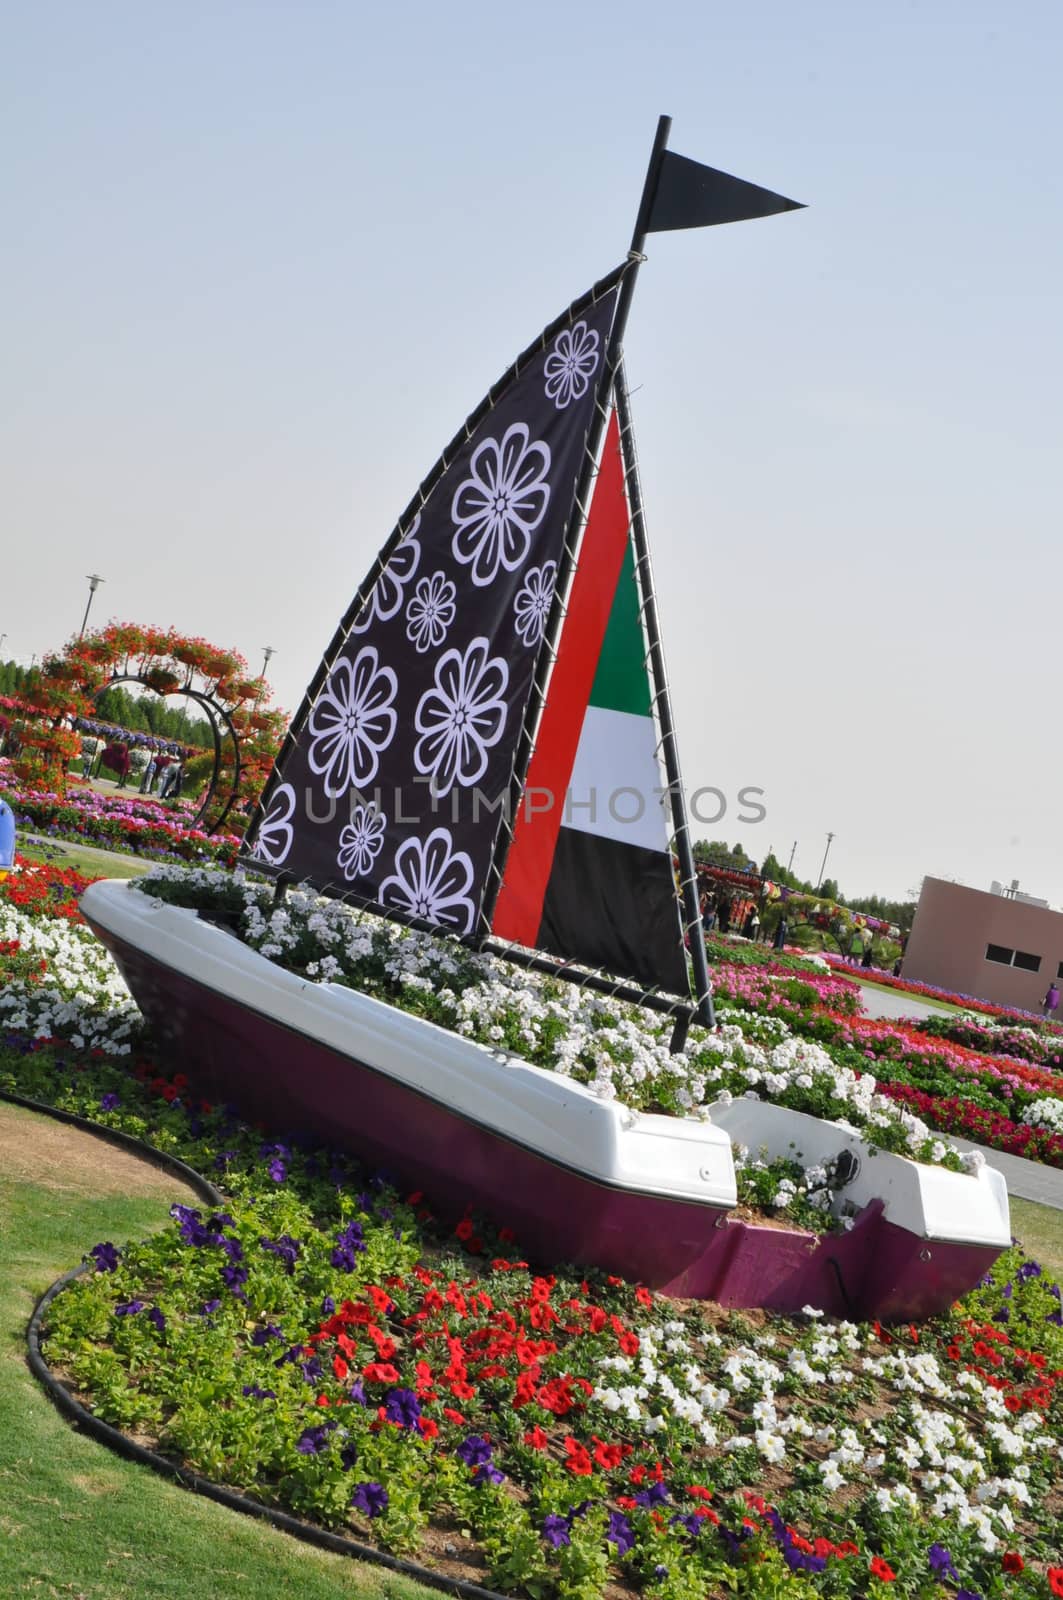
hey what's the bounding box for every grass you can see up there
[0,1102,433,1600]
[1010,1196,1063,1283]
[20,836,153,879]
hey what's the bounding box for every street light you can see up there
[260,645,276,679]
[816,831,835,892]
[79,574,105,639]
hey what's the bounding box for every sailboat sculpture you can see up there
[83,119,1009,1318]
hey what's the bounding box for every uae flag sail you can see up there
[490,407,688,996]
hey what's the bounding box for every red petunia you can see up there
[592,1438,624,1470]
[1047,1567,1063,1597]
[563,1437,593,1476]
[869,1556,895,1582]
[332,1355,349,1381]
[616,1330,640,1356]
[635,1287,653,1307]
[454,1218,475,1241]
[362,1362,400,1384]
[1001,1553,1024,1574]
[418,1417,439,1439]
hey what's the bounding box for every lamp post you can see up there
[79,574,105,639]
[260,645,275,680]
[816,831,835,892]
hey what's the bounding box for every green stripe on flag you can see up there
[588,543,652,718]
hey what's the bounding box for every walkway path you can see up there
[853,982,954,1022]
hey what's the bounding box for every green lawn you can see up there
[1010,1196,1063,1282]
[20,837,153,879]
[0,1103,432,1599]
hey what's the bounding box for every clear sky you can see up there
[4,2,1061,904]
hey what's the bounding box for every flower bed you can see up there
[4,1025,1058,1600]
[1,860,1061,1595]
[915,1016,1063,1072]
[0,770,239,866]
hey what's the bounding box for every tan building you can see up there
[904,876,1063,1014]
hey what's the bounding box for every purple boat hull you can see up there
[91,916,1003,1320]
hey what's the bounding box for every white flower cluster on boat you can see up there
[119,868,975,1174]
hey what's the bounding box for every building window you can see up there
[1057,961,1063,980]
[985,944,1042,972]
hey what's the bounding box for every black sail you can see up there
[243,269,624,933]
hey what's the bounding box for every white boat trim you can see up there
[82,880,738,1210]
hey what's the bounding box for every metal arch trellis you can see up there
[94,673,243,835]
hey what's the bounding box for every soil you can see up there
[0,1101,198,1200]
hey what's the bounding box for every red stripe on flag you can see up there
[491,410,631,945]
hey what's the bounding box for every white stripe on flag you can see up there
[562,705,671,852]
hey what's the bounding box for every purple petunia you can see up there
[606,1511,635,1556]
[242,1384,277,1401]
[200,1298,222,1317]
[383,1388,422,1430]
[635,1481,669,1508]
[296,1424,333,1455]
[267,1158,287,1183]
[352,1481,388,1519]
[929,1544,959,1582]
[330,1219,366,1272]
[259,1235,300,1274]
[89,1242,119,1272]
[114,1299,145,1316]
[473,1463,506,1487]
[251,1323,285,1347]
[456,1435,494,1469]
[541,1514,571,1548]
[146,1307,166,1333]
[99,1092,120,1112]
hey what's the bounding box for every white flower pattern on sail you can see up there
[337,803,388,881]
[405,570,457,654]
[379,828,476,933]
[543,320,601,409]
[351,515,421,634]
[513,560,557,648]
[413,637,509,795]
[250,783,296,866]
[307,646,398,796]
[451,423,551,587]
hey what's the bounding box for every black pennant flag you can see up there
[647,150,804,233]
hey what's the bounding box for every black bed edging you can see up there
[15,1091,516,1600]
[0,1088,224,1206]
